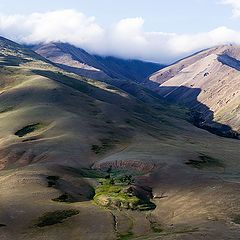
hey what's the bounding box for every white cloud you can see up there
[0,10,104,46]
[0,10,240,63]
[221,0,240,17]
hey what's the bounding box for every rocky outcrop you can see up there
[93,159,156,173]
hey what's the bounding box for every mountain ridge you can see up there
[32,42,165,83]
[147,44,240,136]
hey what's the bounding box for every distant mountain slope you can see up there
[32,42,164,83]
[148,45,240,135]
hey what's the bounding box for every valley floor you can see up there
[0,131,240,240]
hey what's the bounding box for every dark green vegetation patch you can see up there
[15,123,45,137]
[35,209,79,227]
[185,154,224,169]
[94,179,141,210]
[91,138,119,155]
[93,170,155,211]
[52,193,74,203]
[232,215,240,224]
[117,232,134,240]
[47,176,60,181]
[46,175,60,187]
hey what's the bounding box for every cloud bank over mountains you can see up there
[0,9,240,63]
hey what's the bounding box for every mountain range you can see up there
[32,42,164,83]
[32,42,240,138]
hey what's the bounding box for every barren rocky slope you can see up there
[0,37,240,240]
[148,45,240,136]
[32,42,164,83]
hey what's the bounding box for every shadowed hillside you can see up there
[155,85,239,138]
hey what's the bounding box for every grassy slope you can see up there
[0,39,240,239]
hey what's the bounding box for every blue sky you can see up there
[0,0,238,33]
[0,0,240,63]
